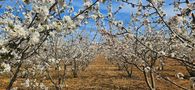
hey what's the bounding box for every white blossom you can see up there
[52,21,62,32]
[29,31,40,45]
[144,66,151,73]
[63,16,74,26]
[91,15,98,20]
[145,42,152,49]
[77,15,84,20]
[49,31,55,37]
[1,62,11,73]
[84,1,91,7]
[11,51,20,59]
[10,25,28,38]
[10,87,18,90]
[150,0,164,3]
[171,52,175,57]
[126,33,134,39]
[48,58,56,63]
[33,5,49,21]
[117,21,123,28]
[40,83,48,90]
[63,16,71,22]
[159,51,165,56]
[176,72,184,79]
[24,79,30,88]
[0,47,9,54]
[48,0,55,4]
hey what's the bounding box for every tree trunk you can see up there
[72,59,78,78]
[6,61,23,90]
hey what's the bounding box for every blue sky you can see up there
[0,0,179,26]
[0,0,193,21]
[0,0,193,41]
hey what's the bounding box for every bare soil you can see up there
[0,55,190,90]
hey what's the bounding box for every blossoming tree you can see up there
[1,0,195,90]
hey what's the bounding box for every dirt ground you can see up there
[64,55,189,90]
[0,55,191,90]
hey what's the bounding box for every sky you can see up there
[0,0,180,25]
[0,0,193,22]
[70,0,178,28]
[0,0,193,41]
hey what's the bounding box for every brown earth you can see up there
[0,55,191,90]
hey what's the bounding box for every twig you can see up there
[72,0,99,20]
